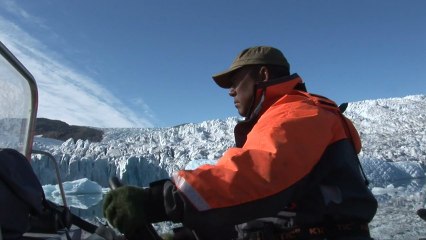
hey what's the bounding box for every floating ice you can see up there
[43,178,103,209]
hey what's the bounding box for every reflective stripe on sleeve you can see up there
[173,172,211,211]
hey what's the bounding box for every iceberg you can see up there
[43,178,103,209]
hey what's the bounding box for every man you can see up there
[103,46,378,240]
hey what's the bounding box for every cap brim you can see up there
[212,66,243,89]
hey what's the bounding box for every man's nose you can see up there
[229,88,236,97]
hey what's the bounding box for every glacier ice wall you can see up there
[31,95,426,187]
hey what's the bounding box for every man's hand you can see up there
[103,186,149,235]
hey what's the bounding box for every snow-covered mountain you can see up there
[31,94,426,188]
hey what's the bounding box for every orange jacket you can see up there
[161,74,377,239]
[172,74,362,211]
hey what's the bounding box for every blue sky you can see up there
[0,0,425,128]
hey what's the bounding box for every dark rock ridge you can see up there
[35,118,103,142]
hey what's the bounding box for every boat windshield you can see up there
[0,42,38,160]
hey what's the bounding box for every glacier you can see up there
[31,94,426,187]
[30,94,426,239]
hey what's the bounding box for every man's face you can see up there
[228,68,257,117]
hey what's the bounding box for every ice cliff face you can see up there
[32,118,237,187]
[31,95,426,187]
[346,95,426,163]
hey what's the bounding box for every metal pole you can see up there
[32,149,68,208]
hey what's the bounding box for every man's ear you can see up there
[259,66,269,82]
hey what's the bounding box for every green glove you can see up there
[103,186,148,235]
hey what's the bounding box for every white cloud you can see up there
[0,15,155,128]
[1,0,47,29]
[132,97,157,119]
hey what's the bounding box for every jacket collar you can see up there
[254,73,303,117]
[234,73,304,147]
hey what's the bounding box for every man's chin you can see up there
[238,110,248,118]
[235,106,248,117]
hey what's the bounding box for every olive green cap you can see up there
[212,46,290,88]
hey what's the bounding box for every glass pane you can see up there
[0,48,33,157]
